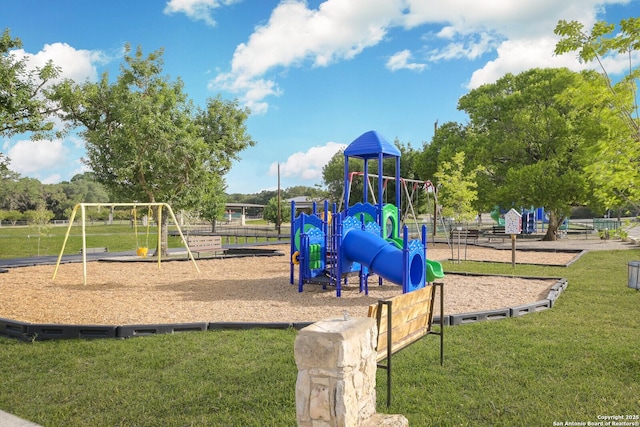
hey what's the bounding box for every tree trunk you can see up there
[543,222,557,241]
[542,211,565,241]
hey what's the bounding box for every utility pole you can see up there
[277,162,281,236]
[433,120,438,239]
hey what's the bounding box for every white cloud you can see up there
[12,43,107,83]
[211,74,280,115]
[407,0,632,88]
[214,0,634,113]
[386,49,427,72]
[467,37,563,88]
[41,174,62,185]
[67,135,86,150]
[429,30,501,62]
[164,0,242,26]
[6,139,68,175]
[467,36,640,89]
[211,0,404,113]
[269,141,346,182]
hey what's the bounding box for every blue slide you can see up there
[342,229,404,285]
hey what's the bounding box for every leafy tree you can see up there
[321,139,423,213]
[2,209,23,225]
[251,190,279,206]
[416,122,469,182]
[53,45,255,255]
[263,196,291,230]
[0,155,8,179]
[63,173,110,203]
[42,183,69,219]
[416,122,488,220]
[457,68,595,240]
[24,207,54,255]
[0,177,44,212]
[0,28,61,153]
[282,185,328,200]
[197,176,227,232]
[555,17,640,213]
[434,152,481,224]
[0,167,20,209]
[321,148,362,203]
[555,18,639,139]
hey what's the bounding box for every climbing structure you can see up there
[290,130,444,297]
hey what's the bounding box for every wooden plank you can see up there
[376,314,430,353]
[376,302,431,335]
[373,286,434,334]
[390,299,433,327]
[376,329,428,362]
[367,303,379,320]
[368,284,435,357]
[386,285,434,308]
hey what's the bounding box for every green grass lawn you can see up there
[1,249,639,426]
[0,224,190,259]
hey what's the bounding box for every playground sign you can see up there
[504,209,522,235]
[504,208,521,267]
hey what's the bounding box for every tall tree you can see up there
[0,29,61,163]
[434,151,481,224]
[263,196,291,229]
[321,139,423,212]
[0,177,44,212]
[555,17,640,214]
[555,18,639,139]
[197,175,227,232]
[321,149,363,204]
[416,122,469,182]
[0,28,61,138]
[458,68,594,240]
[53,45,255,254]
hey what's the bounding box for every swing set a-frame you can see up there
[339,171,447,240]
[52,202,199,286]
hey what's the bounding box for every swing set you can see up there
[133,205,152,257]
[340,172,446,240]
[52,202,199,286]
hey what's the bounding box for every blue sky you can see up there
[2,0,639,194]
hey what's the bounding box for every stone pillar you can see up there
[296,317,393,427]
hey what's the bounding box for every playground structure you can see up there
[340,171,443,240]
[290,130,444,297]
[52,202,199,286]
[492,206,568,235]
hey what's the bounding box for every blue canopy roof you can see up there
[343,130,401,159]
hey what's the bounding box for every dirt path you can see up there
[0,244,579,325]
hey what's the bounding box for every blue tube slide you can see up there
[342,229,403,285]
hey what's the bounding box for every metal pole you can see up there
[165,203,200,273]
[157,205,162,269]
[52,204,79,280]
[277,163,281,235]
[81,204,87,285]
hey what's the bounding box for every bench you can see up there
[486,225,507,242]
[186,235,226,258]
[449,228,480,243]
[367,282,444,407]
[78,247,108,254]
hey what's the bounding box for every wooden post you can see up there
[504,208,522,269]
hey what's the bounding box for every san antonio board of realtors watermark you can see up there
[553,414,639,426]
